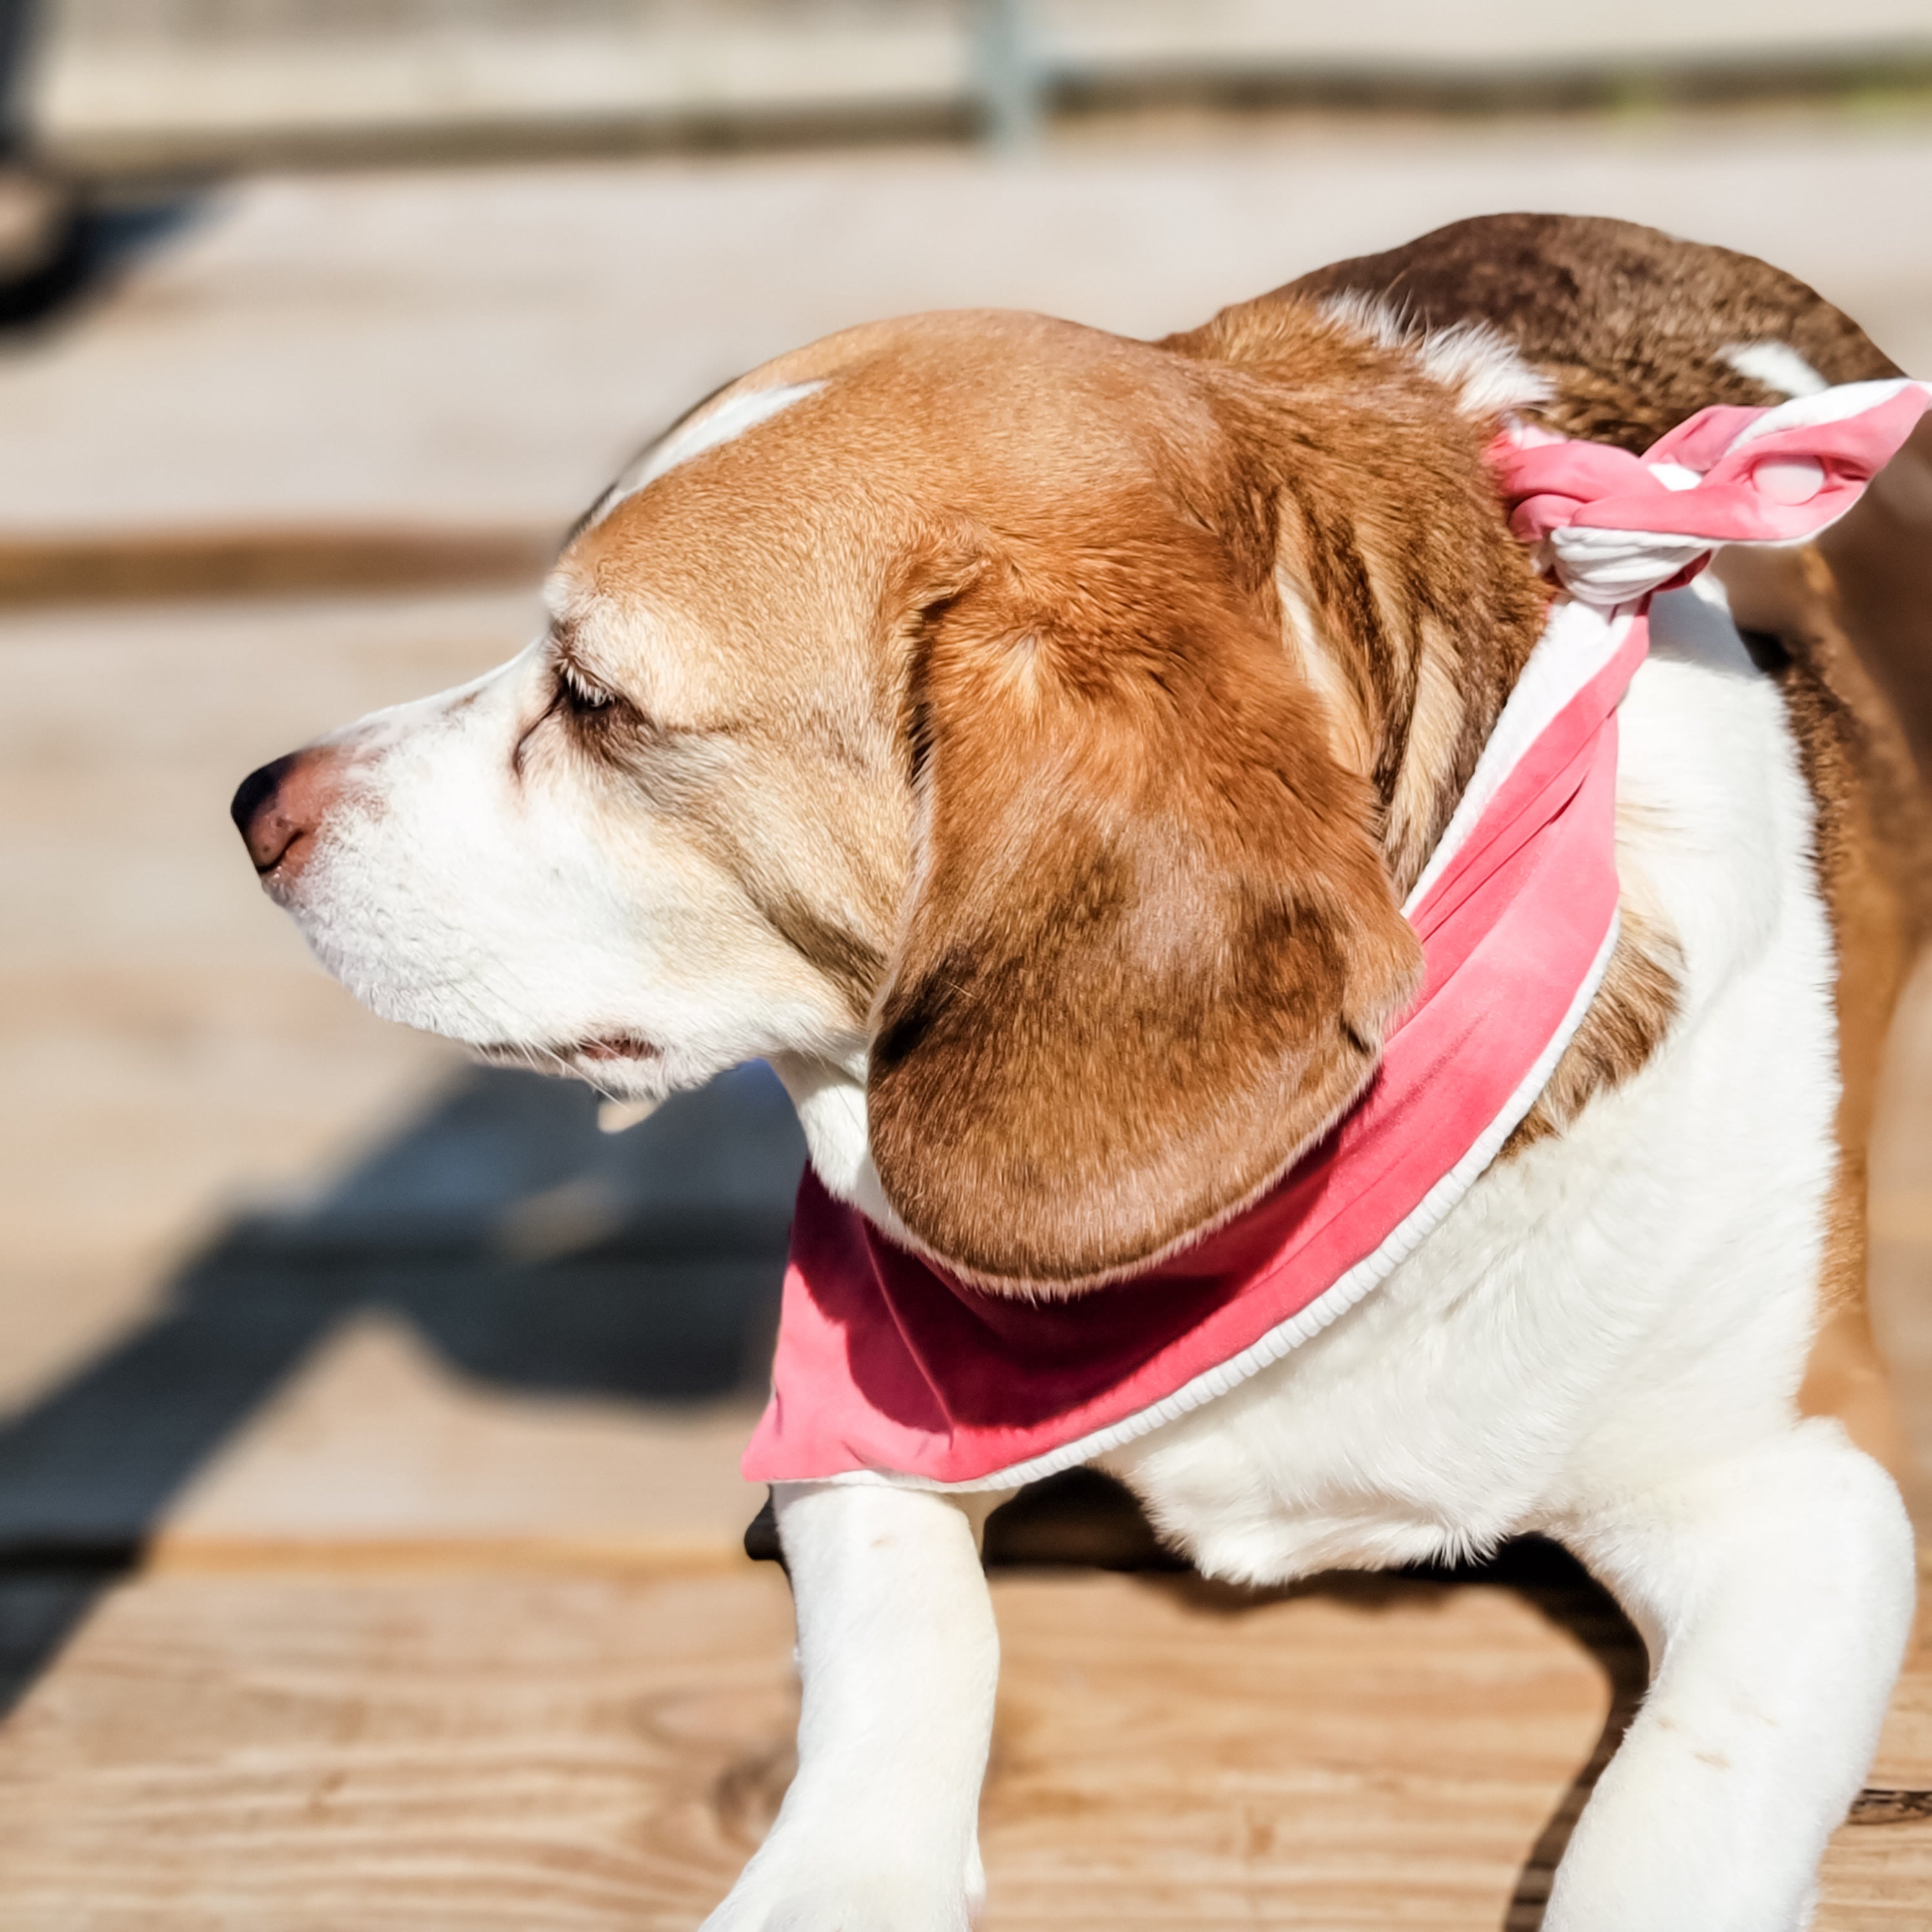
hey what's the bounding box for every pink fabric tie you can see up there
[743,379,1929,1490]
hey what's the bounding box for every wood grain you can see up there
[1,1562,1926,1929]
[0,1568,794,1930]
[0,526,554,608]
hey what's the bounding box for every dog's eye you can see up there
[556,659,615,715]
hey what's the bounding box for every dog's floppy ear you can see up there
[865,501,1422,1293]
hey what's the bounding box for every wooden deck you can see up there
[3,130,1932,1923]
[0,1555,1928,1929]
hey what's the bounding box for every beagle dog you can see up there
[234,212,1932,1931]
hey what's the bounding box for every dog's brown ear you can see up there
[866,504,1422,1293]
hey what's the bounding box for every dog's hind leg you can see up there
[1545,1420,1915,1931]
[701,1479,1002,1932]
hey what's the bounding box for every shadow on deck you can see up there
[0,1058,1647,1927]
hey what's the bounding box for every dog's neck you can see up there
[767,1045,916,1249]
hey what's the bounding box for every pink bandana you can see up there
[746,378,1930,1491]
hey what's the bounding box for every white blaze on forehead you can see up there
[1720,342,1828,400]
[591,378,826,526]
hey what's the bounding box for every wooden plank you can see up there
[1,135,1930,550]
[983,1568,1621,1930]
[0,1567,787,1931]
[0,525,554,608]
[1827,1599,1932,1929]
[28,1,1932,181]
[150,1313,770,1571]
[0,1561,1926,1927]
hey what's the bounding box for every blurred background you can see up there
[3,3,1932,1924]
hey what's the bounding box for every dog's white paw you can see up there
[700,1847,979,1932]
[701,1875,973,1932]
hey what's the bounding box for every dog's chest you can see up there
[1103,588,1843,1586]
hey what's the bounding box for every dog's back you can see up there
[1293,212,1932,1477]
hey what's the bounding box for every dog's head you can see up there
[234,299,1549,1291]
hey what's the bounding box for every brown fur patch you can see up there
[1716,534,1932,1477]
[1286,211,1904,454]
[1163,297,1554,898]
[1504,911,1684,1156]
[755,894,888,1020]
[1813,421,1932,786]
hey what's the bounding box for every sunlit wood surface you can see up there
[0,1559,1926,1929]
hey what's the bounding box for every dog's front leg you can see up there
[702,1479,1002,1932]
[1546,1421,1916,1932]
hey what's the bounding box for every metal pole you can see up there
[976,0,1045,154]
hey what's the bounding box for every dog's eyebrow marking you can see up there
[1720,342,1828,400]
[586,378,826,528]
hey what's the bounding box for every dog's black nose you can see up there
[232,750,337,879]
[231,754,294,847]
